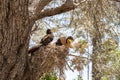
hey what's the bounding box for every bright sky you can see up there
[65,70,79,80]
[65,62,92,80]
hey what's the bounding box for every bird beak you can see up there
[51,28,55,32]
[68,39,73,44]
[68,39,73,48]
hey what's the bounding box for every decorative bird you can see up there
[28,28,54,53]
[56,36,74,48]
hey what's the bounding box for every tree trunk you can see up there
[0,0,30,80]
[92,15,102,80]
[0,0,76,80]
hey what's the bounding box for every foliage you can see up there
[39,72,57,80]
[101,76,108,80]
[79,40,88,54]
[77,75,83,80]
[96,38,120,79]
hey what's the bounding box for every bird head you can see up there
[66,36,74,48]
[46,29,51,34]
[46,28,55,34]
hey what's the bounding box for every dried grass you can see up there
[27,43,89,80]
[28,44,69,79]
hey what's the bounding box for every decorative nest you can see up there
[28,44,69,80]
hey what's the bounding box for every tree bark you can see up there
[0,0,76,80]
[0,0,30,80]
[92,15,102,80]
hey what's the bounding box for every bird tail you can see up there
[28,44,42,56]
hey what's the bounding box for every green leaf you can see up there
[101,76,108,80]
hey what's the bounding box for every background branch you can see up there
[113,0,120,2]
[34,0,52,16]
[30,0,77,22]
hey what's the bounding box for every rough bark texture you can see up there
[0,0,76,80]
[0,0,30,80]
[92,15,102,80]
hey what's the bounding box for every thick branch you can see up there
[113,0,120,2]
[28,0,52,28]
[34,0,52,16]
[30,0,77,22]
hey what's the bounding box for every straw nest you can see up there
[28,44,69,80]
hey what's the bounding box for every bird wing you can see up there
[28,44,40,53]
[40,35,49,43]
[40,34,53,46]
[60,37,67,45]
[56,37,66,46]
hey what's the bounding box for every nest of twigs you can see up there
[28,44,69,80]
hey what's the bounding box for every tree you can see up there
[0,0,77,80]
[70,0,120,80]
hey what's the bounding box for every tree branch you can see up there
[113,0,120,2]
[29,0,52,28]
[34,0,52,16]
[30,0,77,22]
